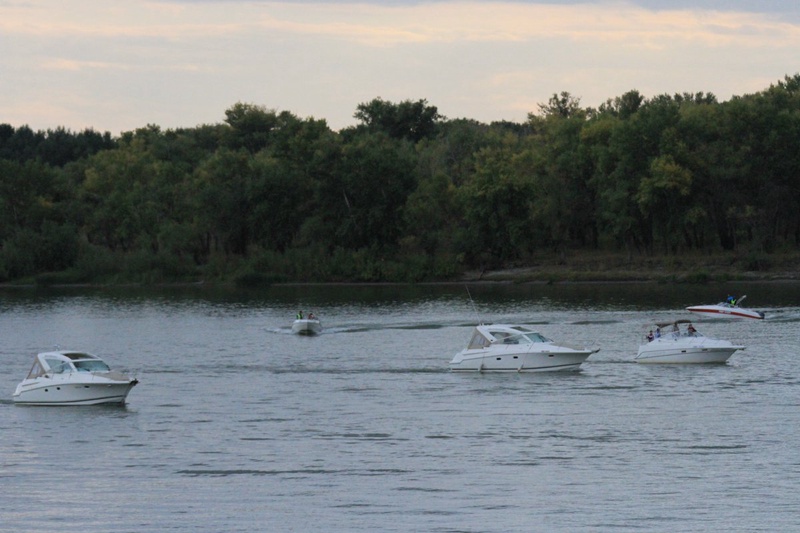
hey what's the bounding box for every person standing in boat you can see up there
[296,310,304,319]
[688,323,697,336]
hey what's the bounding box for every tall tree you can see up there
[223,102,279,153]
[354,98,442,142]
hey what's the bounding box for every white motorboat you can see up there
[291,318,322,335]
[449,324,598,372]
[635,320,744,364]
[686,295,764,320]
[13,350,138,406]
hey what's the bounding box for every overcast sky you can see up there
[2,0,799,134]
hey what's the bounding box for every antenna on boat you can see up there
[465,284,483,325]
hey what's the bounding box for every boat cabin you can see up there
[467,325,551,349]
[25,351,111,379]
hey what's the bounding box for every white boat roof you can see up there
[23,350,113,380]
[471,324,551,342]
[650,319,693,328]
[38,350,103,361]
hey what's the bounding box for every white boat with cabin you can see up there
[13,350,138,405]
[449,324,598,372]
[635,320,744,364]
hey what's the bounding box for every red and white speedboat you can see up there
[686,295,765,320]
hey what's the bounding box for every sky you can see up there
[2,0,799,135]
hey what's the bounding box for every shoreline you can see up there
[2,274,799,289]
[2,251,799,287]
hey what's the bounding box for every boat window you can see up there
[44,358,70,374]
[522,332,551,343]
[467,331,491,350]
[73,360,111,372]
[25,359,46,379]
[498,333,523,344]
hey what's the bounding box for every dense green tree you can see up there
[193,148,253,256]
[353,98,442,142]
[0,124,114,165]
[458,133,535,265]
[223,103,279,153]
[527,101,598,250]
[309,132,417,252]
[247,154,312,252]
[536,92,583,119]
[3,78,800,283]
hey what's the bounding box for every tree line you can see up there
[2,74,800,284]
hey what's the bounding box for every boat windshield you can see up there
[522,332,551,343]
[73,360,111,372]
[467,330,492,349]
[25,358,47,379]
[467,327,553,349]
[44,357,71,374]
[490,330,551,344]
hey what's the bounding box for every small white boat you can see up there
[13,350,138,406]
[291,318,322,335]
[449,324,597,372]
[686,295,764,320]
[635,320,744,364]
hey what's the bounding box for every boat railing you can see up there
[643,329,704,343]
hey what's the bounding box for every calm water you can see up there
[1,282,799,532]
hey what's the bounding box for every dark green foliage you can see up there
[2,79,800,283]
[353,98,442,142]
[0,124,115,166]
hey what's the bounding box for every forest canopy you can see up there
[2,75,800,284]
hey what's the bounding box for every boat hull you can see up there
[635,338,743,364]
[686,305,764,320]
[449,349,592,372]
[13,378,138,406]
[292,319,322,335]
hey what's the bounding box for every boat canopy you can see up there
[26,351,111,378]
[467,325,551,349]
[25,358,47,380]
[654,319,693,328]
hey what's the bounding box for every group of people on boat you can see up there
[646,322,697,342]
[296,310,316,320]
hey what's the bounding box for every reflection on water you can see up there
[1,283,799,532]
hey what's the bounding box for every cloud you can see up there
[1,0,799,132]
[4,1,798,46]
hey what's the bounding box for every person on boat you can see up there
[296,310,304,319]
[672,322,680,337]
[646,330,654,342]
[308,312,316,320]
[655,327,661,339]
[727,295,737,306]
[687,323,697,336]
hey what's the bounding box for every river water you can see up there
[1,282,799,532]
